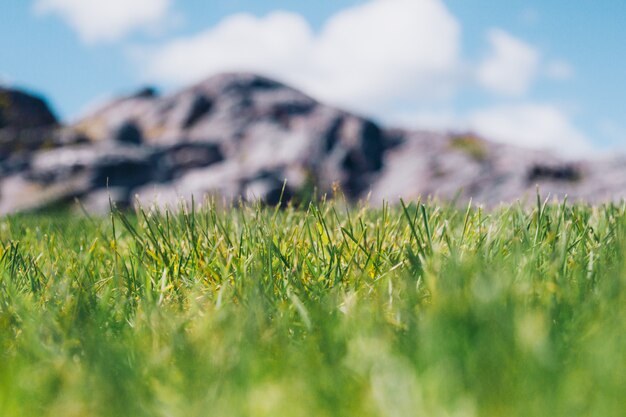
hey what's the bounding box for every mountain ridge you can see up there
[0,72,624,214]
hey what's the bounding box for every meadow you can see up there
[0,196,625,416]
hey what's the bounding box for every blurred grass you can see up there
[0,197,625,416]
[449,134,488,162]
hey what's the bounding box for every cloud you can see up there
[466,104,592,156]
[34,0,173,44]
[137,0,589,155]
[545,60,575,81]
[391,103,592,157]
[476,29,540,96]
[0,73,12,86]
[387,108,460,132]
[143,0,461,114]
[144,12,313,87]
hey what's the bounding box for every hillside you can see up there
[1,73,625,213]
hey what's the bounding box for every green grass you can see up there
[0,197,625,417]
[449,134,489,162]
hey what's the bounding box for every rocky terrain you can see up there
[1,73,626,214]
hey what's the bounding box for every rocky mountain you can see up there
[1,73,625,214]
[0,86,59,160]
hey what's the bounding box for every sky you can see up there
[1,0,625,156]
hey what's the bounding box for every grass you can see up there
[449,134,489,162]
[0,196,625,416]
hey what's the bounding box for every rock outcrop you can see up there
[1,72,626,214]
[0,87,57,129]
[0,87,59,160]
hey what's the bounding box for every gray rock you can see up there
[134,161,243,209]
[79,187,130,214]
[0,87,57,129]
[67,72,387,201]
[154,142,223,181]
[0,174,91,215]
[113,121,143,146]
[26,144,156,191]
[4,73,626,214]
[244,173,292,205]
[0,87,59,155]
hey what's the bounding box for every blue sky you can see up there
[1,0,624,155]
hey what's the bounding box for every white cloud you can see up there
[466,104,592,156]
[0,73,12,86]
[389,109,460,132]
[476,29,540,96]
[34,0,173,44]
[143,0,461,114]
[144,12,313,87]
[135,0,592,155]
[545,60,575,81]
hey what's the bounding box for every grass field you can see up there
[0,197,625,417]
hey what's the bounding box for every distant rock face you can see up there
[59,73,389,209]
[0,87,58,129]
[2,72,626,214]
[0,87,59,161]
